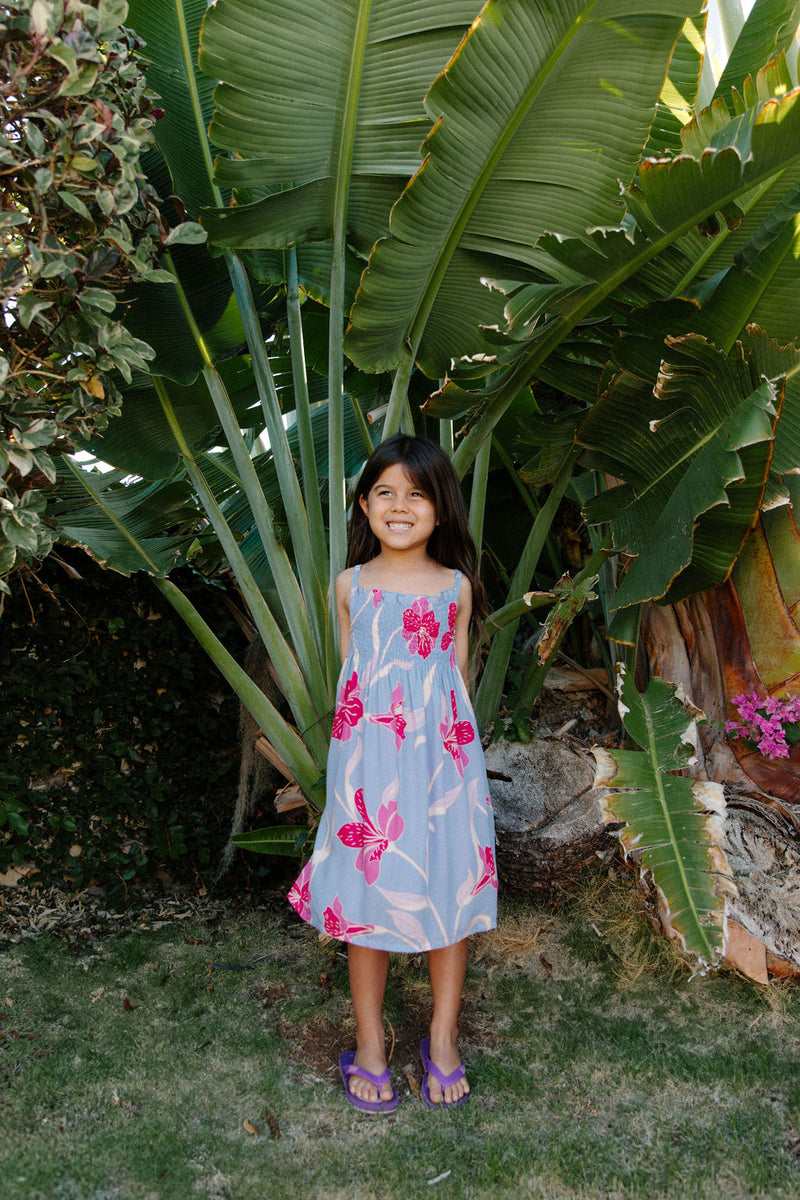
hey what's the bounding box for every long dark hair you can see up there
[346,435,487,629]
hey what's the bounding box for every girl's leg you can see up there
[426,938,470,1105]
[347,945,394,1103]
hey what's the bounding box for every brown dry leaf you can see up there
[243,1119,262,1136]
[264,1111,281,1139]
[111,1094,139,1116]
[406,1071,421,1099]
[122,997,137,1011]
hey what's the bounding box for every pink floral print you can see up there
[337,787,405,885]
[322,895,375,940]
[287,861,311,921]
[471,845,498,895]
[367,683,407,750]
[331,670,363,741]
[440,689,475,777]
[440,602,457,665]
[371,589,383,607]
[402,597,440,659]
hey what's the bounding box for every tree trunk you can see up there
[485,737,616,892]
[640,518,800,978]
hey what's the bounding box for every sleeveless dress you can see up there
[288,565,497,953]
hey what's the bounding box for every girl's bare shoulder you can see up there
[457,572,472,602]
[335,567,356,598]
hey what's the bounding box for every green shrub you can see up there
[0,550,242,895]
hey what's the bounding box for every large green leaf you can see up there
[691,177,800,353]
[52,460,197,576]
[579,333,779,609]
[645,13,706,156]
[128,0,220,217]
[438,81,800,476]
[344,0,700,378]
[85,357,260,480]
[199,0,479,255]
[745,326,800,484]
[246,244,364,312]
[594,669,734,970]
[123,2,253,385]
[712,0,800,108]
[120,244,247,386]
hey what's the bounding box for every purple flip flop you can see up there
[420,1037,470,1110]
[339,1051,399,1114]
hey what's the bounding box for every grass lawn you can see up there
[2,874,800,1200]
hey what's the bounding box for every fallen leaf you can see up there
[122,997,137,1011]
[406,1071,421,1099]
[540,954,553,978]
[264,1111,281,1139]
[243,1119,262,1136]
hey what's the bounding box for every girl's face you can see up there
[359,463,437,555]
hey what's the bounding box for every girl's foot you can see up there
[348,1049,395,1105]
[424,1033,470,1106]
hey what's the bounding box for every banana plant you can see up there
[198,0,708,738]
[50,0,571,850]
[49,0,800,886]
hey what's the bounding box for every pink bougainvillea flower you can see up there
[727,690,800,760]
[331,670,363,741]
[322,895,374,940]
[402,597,440,659]
[367,683,407,750]
[287,862,311,922]
[337,787,405,885]
[440,601,457,665]
[439,689,474,777]
[470,845,498,896]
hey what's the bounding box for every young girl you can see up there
[288,435,497,1112]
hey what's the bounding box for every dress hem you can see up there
[289,905,496,954]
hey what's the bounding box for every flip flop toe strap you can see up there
[341,1062,392,1089]
[425,1058,466,1090]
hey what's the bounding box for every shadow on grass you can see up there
[2,871,800,1200]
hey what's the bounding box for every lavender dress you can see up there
[288,565,497,952]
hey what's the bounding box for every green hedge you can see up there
[1,551,243,895]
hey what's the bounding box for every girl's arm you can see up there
[335,568,354,664]
[454,575,473,686]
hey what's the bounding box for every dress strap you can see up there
[454,569,462,598]
[352,563,362,593]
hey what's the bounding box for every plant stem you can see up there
[153,576,323,805]
[474,448,575,729]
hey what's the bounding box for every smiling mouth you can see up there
[387,522,413,531]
